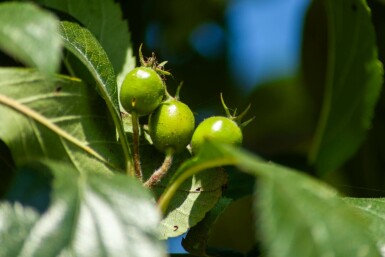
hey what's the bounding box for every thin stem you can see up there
[220,93,232,118]
[174,82,183,100]
[131,111,142,181]
[144,150,174,188]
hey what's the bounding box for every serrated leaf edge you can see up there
[58,21,133,175]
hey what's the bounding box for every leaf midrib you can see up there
[0,94,111,167]
[309,1,364,164]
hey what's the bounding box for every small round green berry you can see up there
[190,116,243,154]
[120,67,164,116]
[149,99,195,154]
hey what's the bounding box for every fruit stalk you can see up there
[131,111,143,181]
[144,150,174,188]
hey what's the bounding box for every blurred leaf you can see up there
[0,160,166,257]
[36,0,135,86]
[182,197,232,256]
[160,141,381,257]
[307,0,384,173]
[0,2,62,74]
[368,0,385,63]
[344,197,385,247]
[301,0,328,111]
[0,68,124,174]
[245,76,315,155]
[256,165,380,257]
[0,203,40,257]
[59,21,132,172]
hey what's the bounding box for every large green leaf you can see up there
[245,76,316,155]
[256,166,380,257]
[0,2,62,74]
[0,203,39,257]
[159,142,381,257]
[0,160,166,257]
[306,0,384,173]
[36,0,135,86]
[344,197,385,247]
[59,21,132,173]
[0,68,124,174]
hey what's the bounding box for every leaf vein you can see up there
[0,94,110,165]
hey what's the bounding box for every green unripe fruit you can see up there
[120,67,165,116]
[191,116,243,154]
[149,99,195,154]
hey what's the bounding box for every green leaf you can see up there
[344,197,385,247]
[0,2,62,74]
[246,76,316,155]
[159,142,381,257]
[36,0,135,86]
[257,166,380,257]
[182,197,232,256]
[0,68,124,174]
[158,168,227,240]
[0,203,40,257]
[58,21,132,173]
[59,21,118,110]
[307,0,384,173]
[141,145,228,239]
[4,160,166,257]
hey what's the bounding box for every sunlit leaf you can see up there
[0,68,124,174]
[0,2,62,74]
[0,203,39,257]
[59,21,132,173]
[158,168,227,239]
[141,145,227,239]
[36,0,135,86]
[3,160,166,257]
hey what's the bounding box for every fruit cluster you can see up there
[119,46,253,187]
